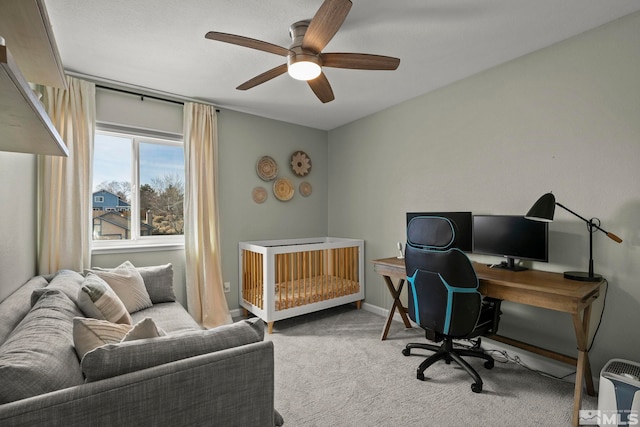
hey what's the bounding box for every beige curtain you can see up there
[183,102,232,328]
[38,76,96,274]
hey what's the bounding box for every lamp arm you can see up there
[556,202,623,243]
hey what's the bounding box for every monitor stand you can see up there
[494,257,528,272]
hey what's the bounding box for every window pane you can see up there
[92,134,132,240]
[139,142,185,236]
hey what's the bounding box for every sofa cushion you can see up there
[0,276,48,347]
[81,317,265,382]
[31,269,84,306]
[77,274,132,324]
[73,317,166,359]
[131,302,202,334]
[88,263,176,304]
[0,289,85,404]
[136,263,177,303]
[88,261,153,313]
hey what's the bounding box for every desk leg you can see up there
[381,275,412,340]
[571,304,595,427]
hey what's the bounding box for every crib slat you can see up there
[254,251,258,306]
[340,248,344,296]
[307,251,318,302]
[297,251,302,305]
[247,250,251,305]
[302,251,307,304]
[277,253,282,310]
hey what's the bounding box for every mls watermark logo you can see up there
[579,409,639,426]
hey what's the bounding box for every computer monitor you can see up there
[406,211,473,252]
[472,215,548,271]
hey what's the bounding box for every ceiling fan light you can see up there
[287,56,322,81]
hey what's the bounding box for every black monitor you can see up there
[472,215,548,271]
[406,212,473,252]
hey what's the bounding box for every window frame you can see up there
[91,126,185,253]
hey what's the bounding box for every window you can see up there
[92,129,185,247]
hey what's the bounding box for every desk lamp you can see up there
[525,192,622,282]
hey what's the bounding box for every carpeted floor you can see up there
[264,305,597,427]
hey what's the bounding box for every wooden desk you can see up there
[371,257,602,427]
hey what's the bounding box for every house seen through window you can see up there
[93,130,185,242]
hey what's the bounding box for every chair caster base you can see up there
[417,371,425,381]
[402,348,411,356]
[471,382,483,393]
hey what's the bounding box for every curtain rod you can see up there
[96,85,220,112]
[96,84,183,105]
[66,71,220,111]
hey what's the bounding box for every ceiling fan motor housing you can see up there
[287,20,322,80]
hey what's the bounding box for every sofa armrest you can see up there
[0,341,277,427]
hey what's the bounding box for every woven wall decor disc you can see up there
[256,156,278,181]
[273,177,294,201]
[299,181,312,197]
[290,151,312,177]
[252,186,267,204]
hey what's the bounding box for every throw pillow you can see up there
[88,261,153,313]
[73,317,165,360]
[87,263,176,304]
[73,317,133,359]
[136,264,176,303]
[81,317,264,382]
[122,317,166,342]
[0,289,85,404]
[76,274,132,324]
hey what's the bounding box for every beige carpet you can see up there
[264,305,597,427]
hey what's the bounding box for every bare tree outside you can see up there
[142,173,184,235]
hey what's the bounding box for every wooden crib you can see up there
[238,237,365,333]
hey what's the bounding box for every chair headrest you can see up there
[407,216,455,250]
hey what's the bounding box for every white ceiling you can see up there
[45,0,640,131]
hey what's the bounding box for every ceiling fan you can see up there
[205,0,400,103]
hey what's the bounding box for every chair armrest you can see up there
[0,341,276,427]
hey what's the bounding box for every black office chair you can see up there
[402,216,501,393]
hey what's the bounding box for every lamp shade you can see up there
[525,192,556,222]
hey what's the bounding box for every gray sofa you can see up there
[0,265,283,426]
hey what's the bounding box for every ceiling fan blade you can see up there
[236,64,288,90]
[205,32,290,57]
[307,72,335,103]
[302,0,352,53]
[321,53,400,70]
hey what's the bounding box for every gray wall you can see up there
[327,12,640,374]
